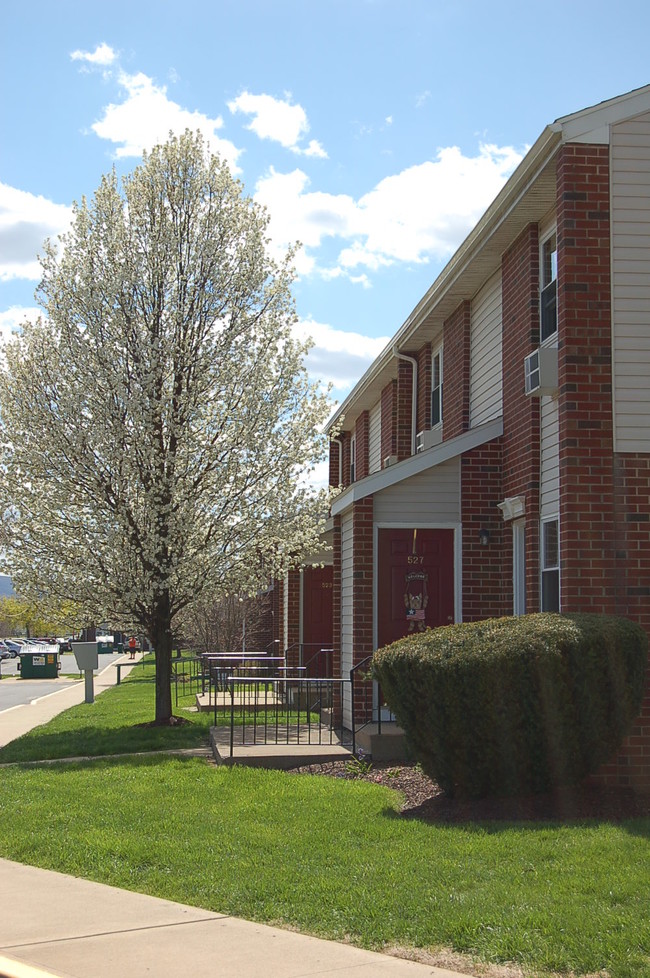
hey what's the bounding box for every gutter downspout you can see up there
[331,437,343,486]
[393,347,418,456]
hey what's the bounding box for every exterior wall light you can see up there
[479,528,490,546]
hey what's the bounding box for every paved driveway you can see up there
[0,679,79,711]
[0,654,122,712]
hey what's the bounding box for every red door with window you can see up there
[302,565,333,675]
[377,528,455,650]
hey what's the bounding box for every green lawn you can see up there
[0,668,649,978]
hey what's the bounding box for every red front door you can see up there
[302,565,333,675]
[377,528,455,650]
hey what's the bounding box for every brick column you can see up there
[352,496,374,721]
[331,514,342,721]
[502,224,542,613]
[355,410,370,481]
[461,440,506,621]
[396,357,415,460]
[557,143,616,612]
[329,439,341,488]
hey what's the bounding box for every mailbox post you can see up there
[71,641,99,704]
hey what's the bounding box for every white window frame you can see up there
[350,434,356,483]
[540,230,558,344]
[431,345,443,428]
[541,516,560,612]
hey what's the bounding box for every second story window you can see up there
[350,434,356,483]
[540,232,557,342]
[431,347,443,427]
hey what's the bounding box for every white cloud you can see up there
[254,143,524,283]
[254,167,357,253]
[228,91,327,158]
[0,183,72,282]
[90,70,242,170]
[70,42,117,67]
[293,318,390,394]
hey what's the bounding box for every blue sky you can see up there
[1,0,649,405]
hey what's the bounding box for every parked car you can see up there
[56,638,73,652]
[5,640,24,657]
[0,642,11,659]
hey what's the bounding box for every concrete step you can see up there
[355,723,409,762]
[209,726,352,769]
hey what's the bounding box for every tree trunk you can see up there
[151,599,174,723]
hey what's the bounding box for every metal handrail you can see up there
[215,673,351,756]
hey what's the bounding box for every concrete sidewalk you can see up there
[0,859,468,978]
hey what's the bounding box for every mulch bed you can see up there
[287,760,650,822]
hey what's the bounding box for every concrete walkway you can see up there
[0,657,473,978]
[0,859,468,978]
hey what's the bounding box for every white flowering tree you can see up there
[0,132,331,723]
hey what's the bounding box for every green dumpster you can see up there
[18,648,60,679]
[97,640,113,653]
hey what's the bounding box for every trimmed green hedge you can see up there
[373,613,648,798]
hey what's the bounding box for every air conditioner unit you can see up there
[416,428,443,453]
[524,347,558,396]
[383,455,398,469]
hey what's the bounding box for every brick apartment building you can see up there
[319,85,650,790]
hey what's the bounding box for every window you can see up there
[540,232,557,342]
[541,517,559,611]
[349,434,356,483]
[431,347,443,427]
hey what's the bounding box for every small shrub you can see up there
[345,748,373,778]
[372,613,648,798]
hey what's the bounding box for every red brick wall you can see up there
[352,496,374,663]
[332,515,342,713]
[355,410,370,481]
[285,569,300,670]
[341,433,351,487]
[557,144,616,613]
[396,357,415,460]
[442,301,471,440]
[555,144,650,792]
[614,455,650,633]
[417,342,432,433]
[329,439,341,488]
[268,578,283,651]
[352,496,374,720]
[381,380,397,462]
[501,223,542,613]
[460,440,507,621]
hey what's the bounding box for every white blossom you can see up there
[0,132,331,721]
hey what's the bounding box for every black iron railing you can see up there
[211,673,351,757]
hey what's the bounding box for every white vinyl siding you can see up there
[373,458,460,524]
[611,110,650,452]
[540,395,559,520]
[470,271,503,427]
[368,400,382,474]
